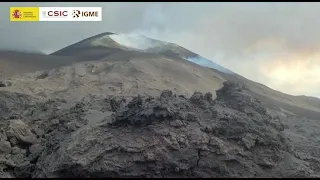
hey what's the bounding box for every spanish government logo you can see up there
[12,9,22,19]
[10,7,39,22]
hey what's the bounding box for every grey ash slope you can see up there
[51,32,120,58]
[52,32,116,55]
[221,72,320,118]
[51,32,233,73]
[0,32,320,177]
[1,32,227,101]
[0,51,87,79]
[51,32,194,57]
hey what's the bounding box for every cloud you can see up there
[259,52,320,96]
[0,2,319,97]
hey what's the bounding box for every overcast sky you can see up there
[1,2,320,98]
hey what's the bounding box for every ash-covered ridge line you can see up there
[108,33,234,74]
[51,32,234,74]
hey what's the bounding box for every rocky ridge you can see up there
[0,81,315,178]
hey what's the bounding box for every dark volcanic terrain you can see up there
[0,32,319,178]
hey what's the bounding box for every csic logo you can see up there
[72,10,98,18]
[42,10,68,17]
[12,9,22,19]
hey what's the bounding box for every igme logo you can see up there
[72,10,80,18]
[72,10,99,18]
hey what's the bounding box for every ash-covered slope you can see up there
[221,72,320,117]
[51,32,233,73]
[0,82,316,178]
[0,50,225,101]
[0,51,87,79]
[50,32,126,59]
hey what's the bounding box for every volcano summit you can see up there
[0,32,319,178]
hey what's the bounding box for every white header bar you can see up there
[39,7,102,21]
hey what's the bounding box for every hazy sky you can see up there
[1,2,320,98]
